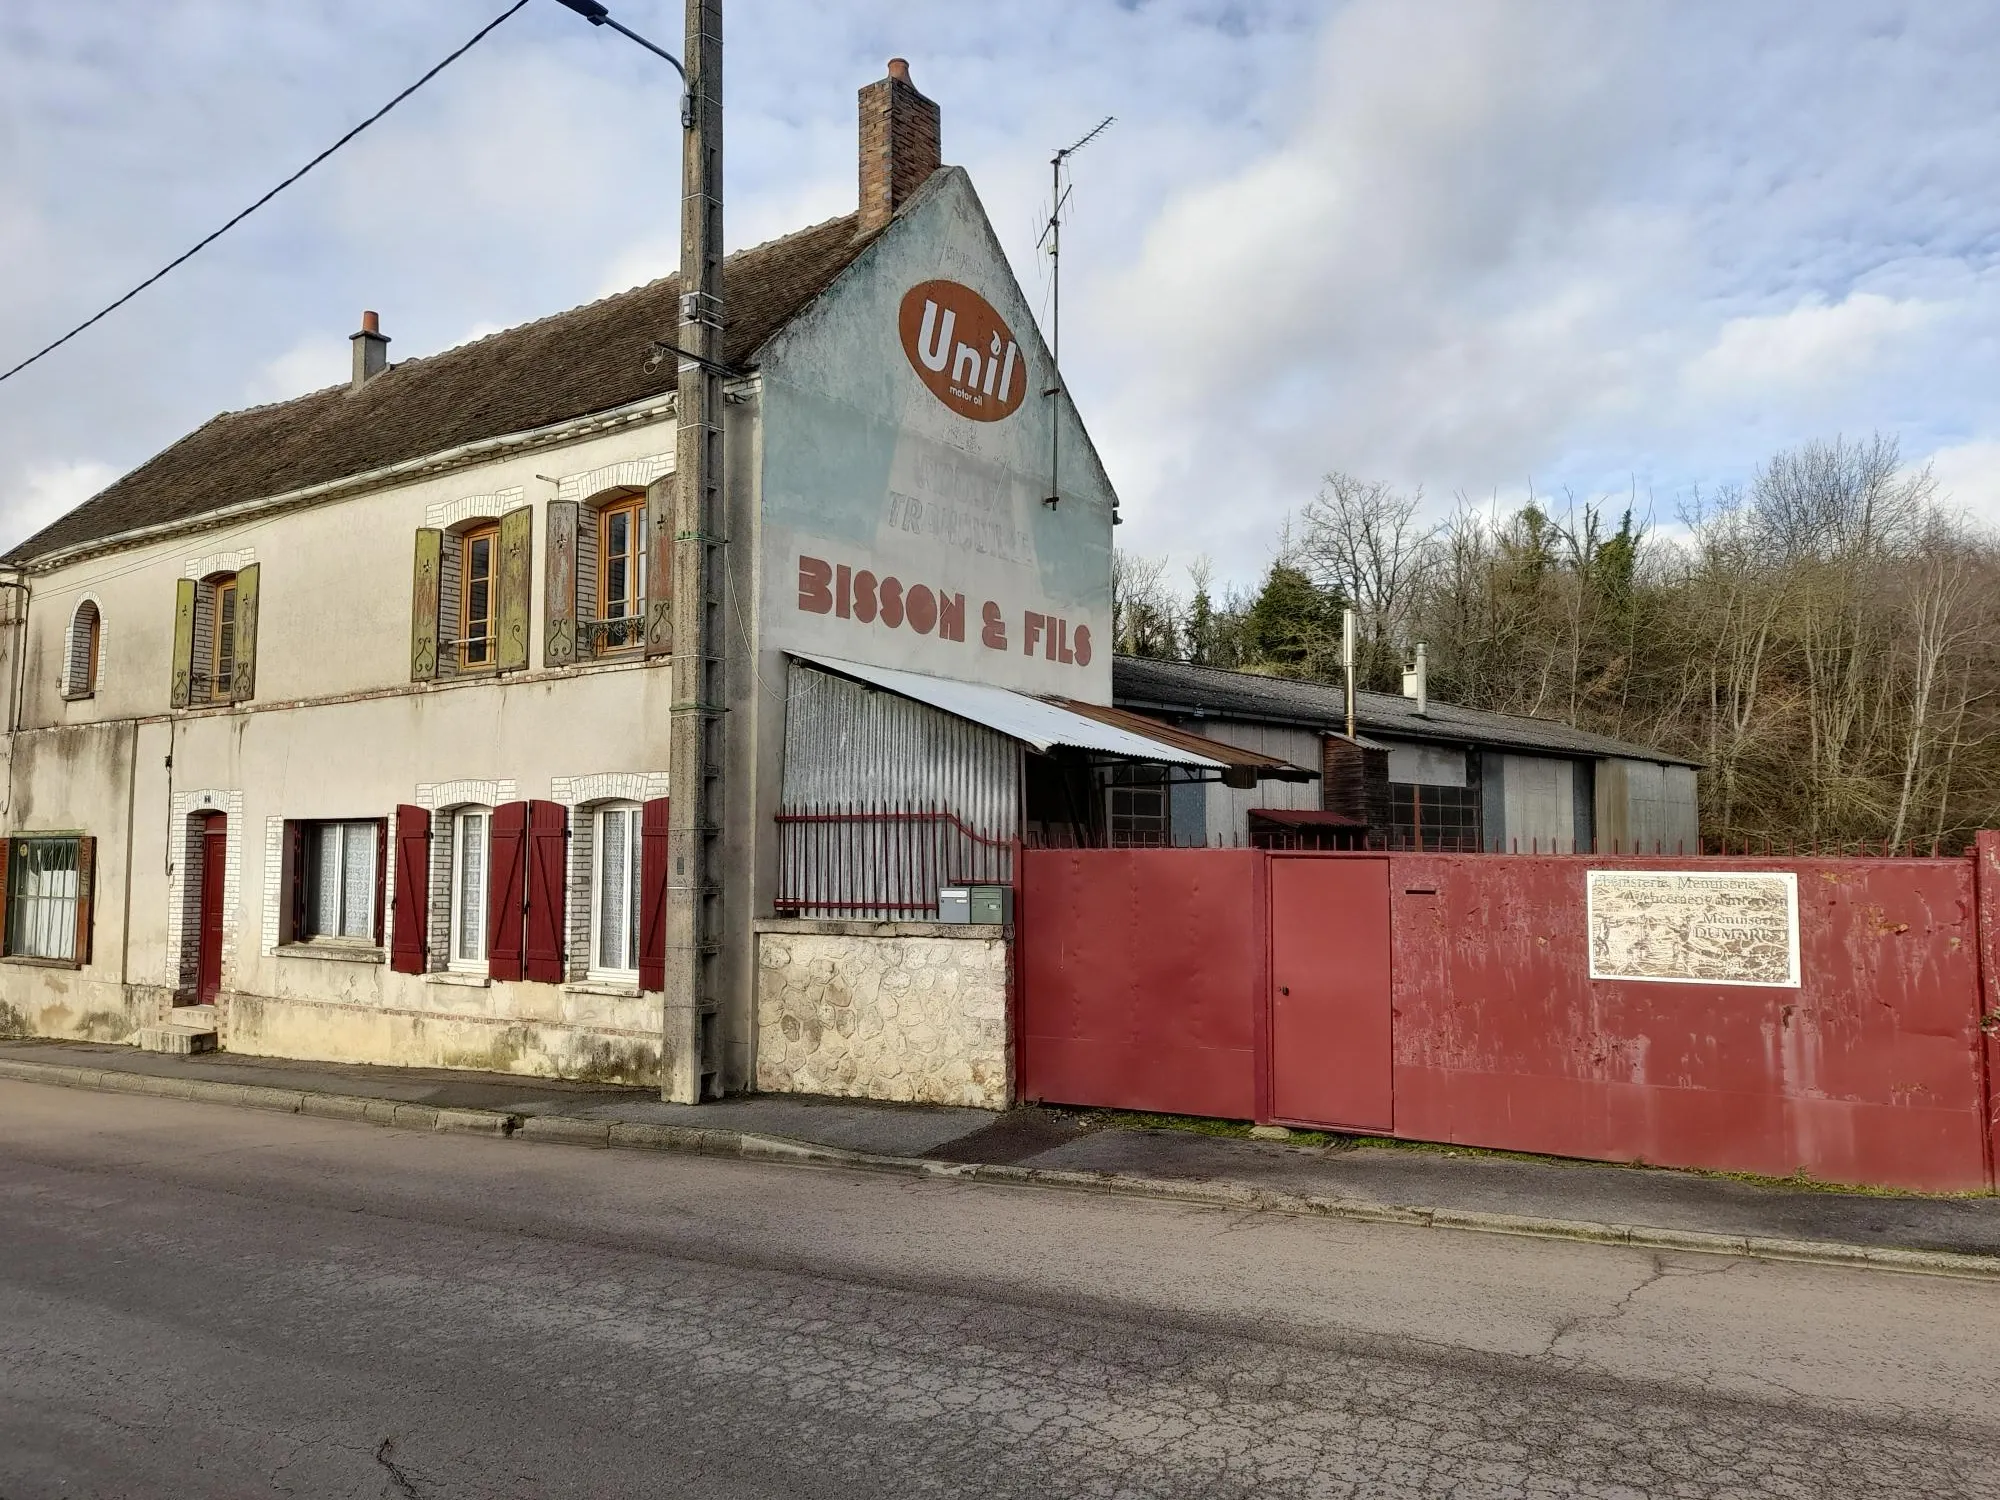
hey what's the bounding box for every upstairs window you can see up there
[212,575,238,701]
[173,566,258,707]
[460,523,498,670]
[595,497,645,654]
[63,601,101,700]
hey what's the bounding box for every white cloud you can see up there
[245,334,349,406]
[1683,293,1939,398]
[1923,438,2000,528]
[1,459,119,552]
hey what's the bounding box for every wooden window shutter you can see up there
[390,806,429,973]
[638,797,671,991]
[544,502,579,667]
[644,474,674,660]
[496,505,533,673]
[523,800,568,983]
[486,801,528,980]
[0,837,11,956]
[411,528,443,681]
[170,577,197,708]
[229,563,260,702]
[72,835,96,969]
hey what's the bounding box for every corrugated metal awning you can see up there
[790,653,1226,769]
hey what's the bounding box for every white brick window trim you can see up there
[557,455,672,505]
[426,487,524,531]
[185,549,254,580]
[60,595,104,700]
[166,789,244,995]
[553,771,668,982]
[261,817,284,955]
[416,779,518,811]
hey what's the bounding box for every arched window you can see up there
[63,599,102,699]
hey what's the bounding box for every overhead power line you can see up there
[0,0,532,390]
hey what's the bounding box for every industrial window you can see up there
[1106,766,1170,849]
[595,497,645,654]
[296,820,382,942]
[1388,783,1481,852]
[591,801,643,979]
[460,523,498,669]
[2,835,91,964]
[63,601,102,699]
[450,807,490,968]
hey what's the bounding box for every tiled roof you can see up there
[7,212,882,565]
[1112,655,1698,766]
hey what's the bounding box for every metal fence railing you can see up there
[774,802,1016,919]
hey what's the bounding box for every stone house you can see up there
[0,62,1291,1110]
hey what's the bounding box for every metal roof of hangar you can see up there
[791,654,1313,779]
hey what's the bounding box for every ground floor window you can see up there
[301,820,380,941]
[450,807,490,968]
[5,836,82,962]
[591,802,642,978]
[1388,783,1481,852]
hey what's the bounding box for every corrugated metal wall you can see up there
[778,665,1020,916]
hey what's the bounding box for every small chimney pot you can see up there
[350,309,390,391]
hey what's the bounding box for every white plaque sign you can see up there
[1586,870,1800,987]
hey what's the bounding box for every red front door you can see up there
[195,813,226,1004]
[1269,856,1394,1132]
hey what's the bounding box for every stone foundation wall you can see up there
[754,920,1010,1110]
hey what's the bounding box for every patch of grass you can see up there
[1054,1107,1996,1201]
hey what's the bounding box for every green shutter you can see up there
[411,528,442,681]
[644,475,674,660]
[544,502,578,667]
[170,578,197,708]
[229,563,260,702]
[496,505,533,673]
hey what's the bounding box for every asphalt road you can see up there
[2,1079,1996,1499]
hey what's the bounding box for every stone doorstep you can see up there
[134,1025,219,1056]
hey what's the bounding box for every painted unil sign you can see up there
[898,280,1025,422]
[1586,870,1801,987]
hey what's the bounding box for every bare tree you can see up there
[1297,473,1438,690]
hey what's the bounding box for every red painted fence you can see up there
[1018,834,2000,1192]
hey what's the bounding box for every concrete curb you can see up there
[5,1054,1996,1283]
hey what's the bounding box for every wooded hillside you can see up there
[1114,436,2000,851]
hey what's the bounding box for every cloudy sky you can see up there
[2,0,1998,587]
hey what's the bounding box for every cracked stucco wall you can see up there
[754,921,1009,1110]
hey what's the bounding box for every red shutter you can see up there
[487,801,528,980]
[639,798,671,992]
[524,800,569,983]
[282,822,306,945]
[390,805,431,974]
[374,818,388,948]
[72,836,95,969]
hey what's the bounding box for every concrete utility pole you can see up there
[664,0,724,1103]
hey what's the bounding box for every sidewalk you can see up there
[3,1038,1995,1273]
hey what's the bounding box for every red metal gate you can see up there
[1268,856,1393,1132]
[1017,841,1999,1192]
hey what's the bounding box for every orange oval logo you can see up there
[898,280,1026,422]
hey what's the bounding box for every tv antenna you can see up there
[1037,115,1113,508]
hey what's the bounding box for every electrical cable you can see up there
[0,0,532,390]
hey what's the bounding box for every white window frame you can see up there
[300,819,379,943]
[589,801,643,982]
[448,806,492,972]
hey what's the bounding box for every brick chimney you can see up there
[350,310,390,391]
[857,59,941,233]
